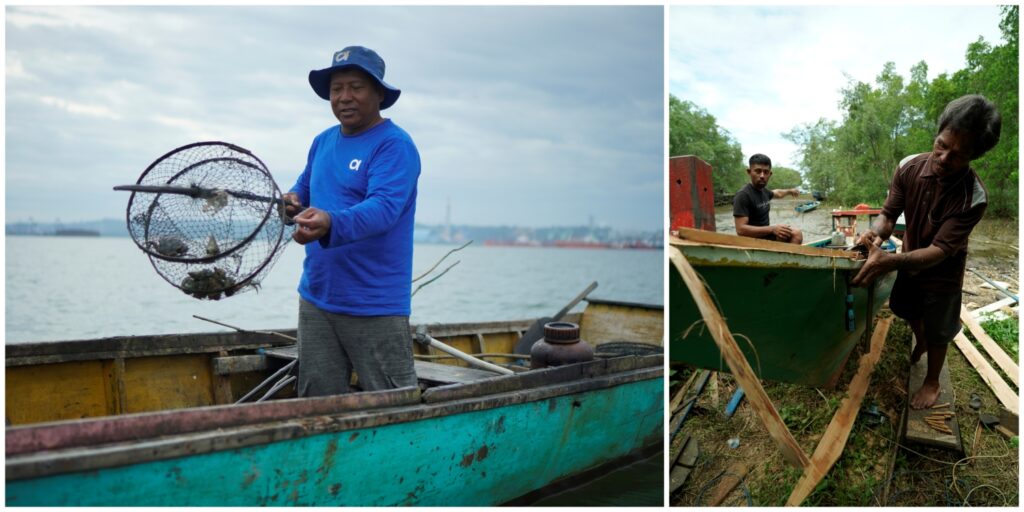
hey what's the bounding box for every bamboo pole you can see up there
[785,317,892,506]
[669,246,810,469]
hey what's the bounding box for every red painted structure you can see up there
[669,155,716,232]
[831,207,882,237]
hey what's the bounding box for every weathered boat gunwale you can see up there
[583,297,662,310]
[7,363,661,481]
[673,239,865,271]
[5,316,576,367]
[4,331,292,367]
[670,228,861,259]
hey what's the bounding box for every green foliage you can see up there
[786,6,1019,216]
[980,316,1019,361]
[669,95,746,194]
[769,165,804,190]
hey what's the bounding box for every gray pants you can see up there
[297,298,417,397]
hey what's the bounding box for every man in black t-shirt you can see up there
[733,154,802,243]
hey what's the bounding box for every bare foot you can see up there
[911,380,941,409]
[910,341,927,364]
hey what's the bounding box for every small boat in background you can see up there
[794,200,820,213]
[6,299,664,506]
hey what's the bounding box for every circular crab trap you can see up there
[115,141,298,300]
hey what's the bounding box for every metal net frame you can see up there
[123,141,295,300]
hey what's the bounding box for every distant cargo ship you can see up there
[483,239,661,250]
[549,240,611,249]
[482,240,541,247]
[54,228,100,237]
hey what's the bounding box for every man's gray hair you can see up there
[937,94,1001,159]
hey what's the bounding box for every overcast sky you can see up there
[5,5,664,231]
[668,4,1006,170]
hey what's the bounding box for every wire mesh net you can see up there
[124,142,295,300]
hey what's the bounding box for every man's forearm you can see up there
[736,224,774,238]
[884,245,946,271]
[870,214,897,240]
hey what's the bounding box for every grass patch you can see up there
[980,316,1019,362]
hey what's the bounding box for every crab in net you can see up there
[119,142,297,300]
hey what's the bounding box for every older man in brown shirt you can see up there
[852,94,1001,409]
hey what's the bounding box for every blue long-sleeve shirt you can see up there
[290,120,420,316]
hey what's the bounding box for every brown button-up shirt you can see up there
[881,153,987,292]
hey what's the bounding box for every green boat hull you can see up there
[669,241,895,387]
[7,365,662,506]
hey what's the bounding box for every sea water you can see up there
[5,235,662,343]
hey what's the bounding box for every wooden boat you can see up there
[5,298,664,506]
[794,200,820,213]
[669,227,896,387]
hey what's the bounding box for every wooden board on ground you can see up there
[960,305,1020,386]
[669,434,700,493]
[952,331,1020,415]
[706,461,750,506]
[903,346,963,452]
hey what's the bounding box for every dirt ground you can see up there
[670,217,1020,506]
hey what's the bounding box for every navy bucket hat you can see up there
[308,46,401,109]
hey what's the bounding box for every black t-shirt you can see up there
[733,183,773,226]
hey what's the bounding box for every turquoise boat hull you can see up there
[7,360,662,506]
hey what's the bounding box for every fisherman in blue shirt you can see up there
[283,46,421,397]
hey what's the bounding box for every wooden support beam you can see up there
[669,246,810,469]
[953,331,1019,415]
[786,317,892,506]
[110,358,127,415]
[960,306,1019,386]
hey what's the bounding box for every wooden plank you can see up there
[579,301,664,347]
[669,434,700,493]
[112,358,127,415]
[960,306,1019,386]
[213,355,267,375]
[953,332,1019,415]
[671,227,859,259]
[972,297,1018,317]
[669,246,810,469]
[903,342,962,451]
[707,461,750,506]
[785,316,892,506]
[413,360,502,385]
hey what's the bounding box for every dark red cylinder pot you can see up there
[530,322,594,369]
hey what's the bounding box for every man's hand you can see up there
[851,242,892,287]
[855,230,883,248]
[281,192,302,218]
[292,208,331,244]
[772,224,794,241]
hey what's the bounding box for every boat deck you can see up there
[263,344,500,385]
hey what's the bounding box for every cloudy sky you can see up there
[5,5,663,231]
[668,4,1006,170]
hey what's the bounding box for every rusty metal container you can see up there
[530,322,594,369]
